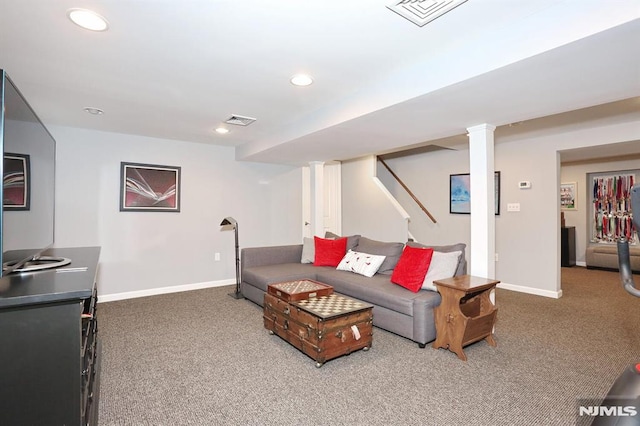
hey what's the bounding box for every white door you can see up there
[302,162,342,237]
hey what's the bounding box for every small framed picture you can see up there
[3,153,30,210]
[450,172,500,215]
[560,182,577,211]
[120,162,181,212]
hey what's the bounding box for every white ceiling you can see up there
[1,1,639,166]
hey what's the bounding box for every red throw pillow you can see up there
[391,246,434,292]
[314,236,347,267]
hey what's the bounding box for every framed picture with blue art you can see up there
[120,162,181,212]
[450,172,500,215]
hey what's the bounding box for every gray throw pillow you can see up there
[407,241,467,276]
[354,237,404,275]
[301,237,314,263]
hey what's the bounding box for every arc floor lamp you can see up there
[220,217,242,299]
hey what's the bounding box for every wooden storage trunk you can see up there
[263,292,373,367]
[267,279,333,302]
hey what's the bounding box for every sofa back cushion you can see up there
[325,232,361,251]
[355,237,405,275]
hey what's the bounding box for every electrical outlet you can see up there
[507,203,521,212]
[215,253,220,261]
[495,253,499,262]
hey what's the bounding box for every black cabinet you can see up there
[0,247,101,426]
[561,227,576,267]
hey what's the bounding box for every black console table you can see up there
[0,247,101,426]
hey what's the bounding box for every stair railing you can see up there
[377,156,437,224]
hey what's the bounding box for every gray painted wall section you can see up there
[50,126,302,298]
[341,156,408,244]
[345,118,640,296]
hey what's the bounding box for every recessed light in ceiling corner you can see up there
[67,8,109,31]
[83,107,104,115]
[290,74,314,87]
[215,127,229,134]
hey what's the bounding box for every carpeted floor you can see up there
[97,267,639,425]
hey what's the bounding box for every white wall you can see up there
[345,119,640,297]
[561,157,640,265]
[341,156,408,243]
[50,126,302,299]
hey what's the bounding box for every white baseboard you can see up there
[101,279,563,302]
[98,278,236,303]
[576,261,587,267]
[497,282,563,299]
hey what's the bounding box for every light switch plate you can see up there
[507,203,521,212]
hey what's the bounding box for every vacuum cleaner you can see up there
[591,184,640,425]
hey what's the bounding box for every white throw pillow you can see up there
[336,250,386,278]
[422,251,462,291]
[301,237,314,263]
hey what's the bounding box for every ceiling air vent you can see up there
[386,0,468,27]
[224,115,257,126]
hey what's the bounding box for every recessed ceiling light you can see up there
[290,74,313,87]
[67,8,109,31]
[83,107,104,115]
[215,127,229,134]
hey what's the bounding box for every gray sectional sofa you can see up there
[240,237,466,347]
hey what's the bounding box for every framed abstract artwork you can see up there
[120,162,181,212]
[450,171,500,215]
[3,153,30,210]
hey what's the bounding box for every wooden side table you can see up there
[432,275,499,361]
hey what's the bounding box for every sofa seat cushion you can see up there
[316,269,440,316]
[242,263,318,292]
[590,244,640,255]
[585,244,640,271]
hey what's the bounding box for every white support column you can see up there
[467,124,496,279]
[309,161,325,237]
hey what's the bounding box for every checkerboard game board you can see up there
[270,280,328,294]
[268,279,334,302]
[293,294,372,319]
